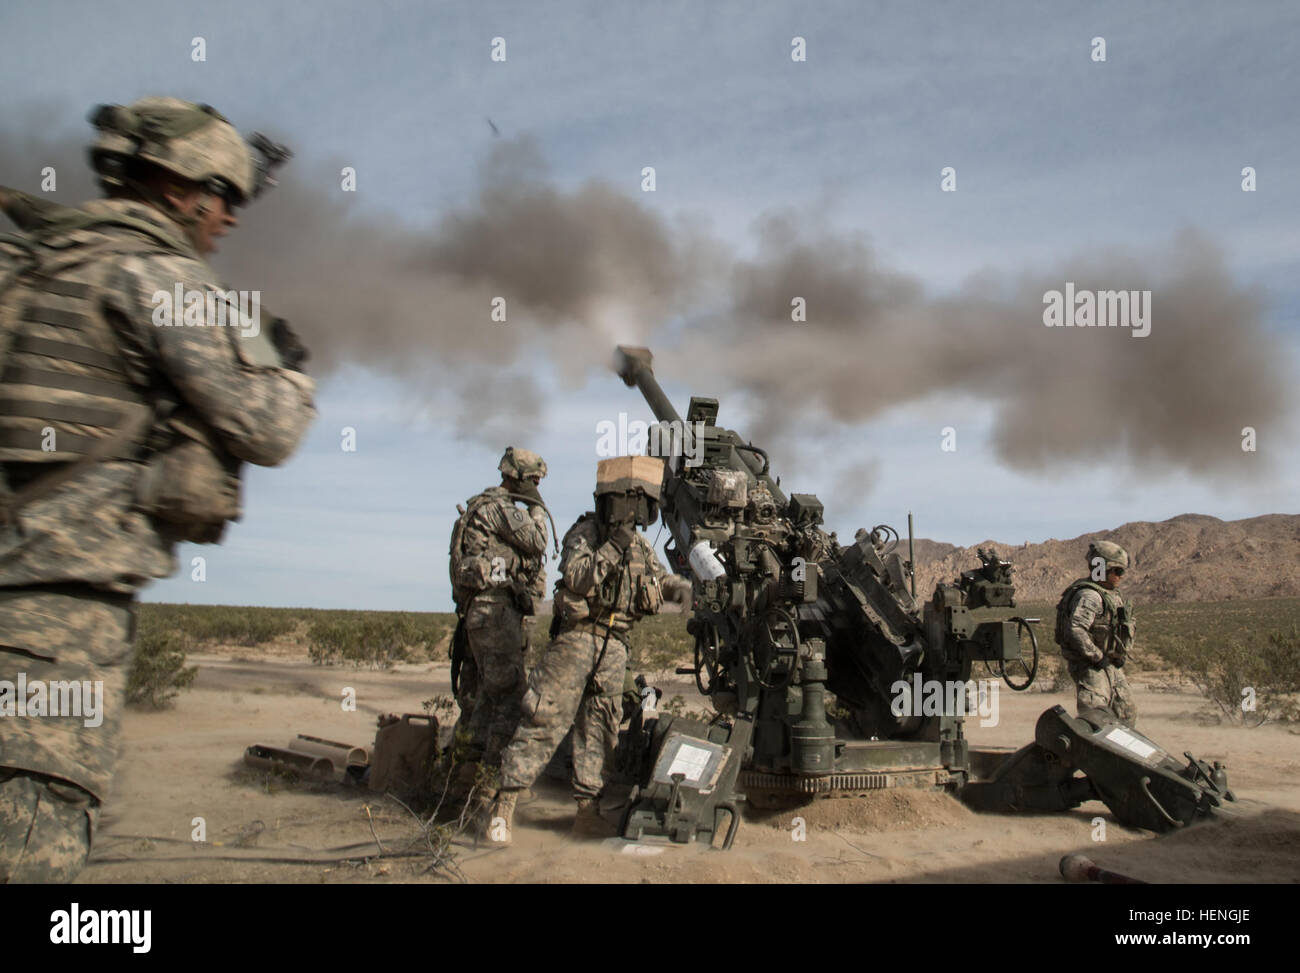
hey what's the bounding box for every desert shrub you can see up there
[127,623,198,709]
[661,693,716,723]
[184,607,297,645]
[136,603,299,646]
[307,613,444,669]
[1152,625,1300,724]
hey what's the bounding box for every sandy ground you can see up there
[79,647,1300,884]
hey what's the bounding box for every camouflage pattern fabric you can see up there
[0,768,96,883]
[450,487,548,608]
[444,487,547,778]
[499,513,678,799]
[551,514,672,632]
[0,199,317,592]
[499,629,628,798]
[1059,582,1130,666]
[1067,659,1136,728]
[0,197,316,881]
[1059,581,1137,727]
[0,588,133,799]
[461,593,528,769]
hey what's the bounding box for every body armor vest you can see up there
[554,513,664,632]
[1055,578,1132,660]
[0,195,243,541]
[0,226,164,464]
[449,487,546,610]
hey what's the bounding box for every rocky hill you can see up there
[910,513,1300,603]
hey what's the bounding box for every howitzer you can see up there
[612,346,1234,847]
[613,346,1039,846]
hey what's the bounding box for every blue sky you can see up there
[2,1,1297,609]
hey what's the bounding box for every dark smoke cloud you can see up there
[2,124,1292,476]
[672,218,1292,478]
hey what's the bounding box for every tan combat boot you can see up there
[570,797,617,839]
[482,788,520,846]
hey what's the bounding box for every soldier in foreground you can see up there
[441,448,550,801]
[0,98,316,882]
[483,456,690,845]
[1054,541,1137,727]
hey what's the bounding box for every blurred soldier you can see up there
[0,97,315,882]
[1054,541,1137,727]
[442,447,550,800]
[483,456,690,845]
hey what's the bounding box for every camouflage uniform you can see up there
[0,104,315,881]
[447,486,547,773]
[499,514,675,800]
[1058,580,1136,727]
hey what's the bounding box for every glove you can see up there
[270,317,309,371]
[608,523,637,552]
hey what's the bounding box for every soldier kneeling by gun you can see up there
[482,457,690,845]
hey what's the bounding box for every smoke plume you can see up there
[2,125,1291,477]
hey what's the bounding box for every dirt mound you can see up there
[1159,807,1300,852]
[752,789,975,834]
[912,512,1300,603]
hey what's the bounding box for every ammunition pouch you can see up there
[134,412,242,544]
[454,554,493,595]
[634,573,663,614]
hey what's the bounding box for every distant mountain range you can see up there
[908,513,1300,603]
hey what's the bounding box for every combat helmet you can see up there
[88,97,289,205]
[499,447,547,482]
[1087,540,1129,572]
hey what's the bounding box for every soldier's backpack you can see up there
[448,493,496,610]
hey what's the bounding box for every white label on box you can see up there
[1105,726,1159,760]
[666,742,713,783]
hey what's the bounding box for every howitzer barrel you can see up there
[615,346,684,427]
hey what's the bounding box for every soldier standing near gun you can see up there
[1054,541,1137,727]
[0,97,315,882]
[483,456,690,844]
[442,448,551,801]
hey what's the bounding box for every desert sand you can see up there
[81,645,1300,884]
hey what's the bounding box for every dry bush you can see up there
[127,621,198,709]
[1152,626,1300,725]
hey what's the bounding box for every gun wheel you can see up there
[694,623,722,697]
[1000,617,1039,690]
